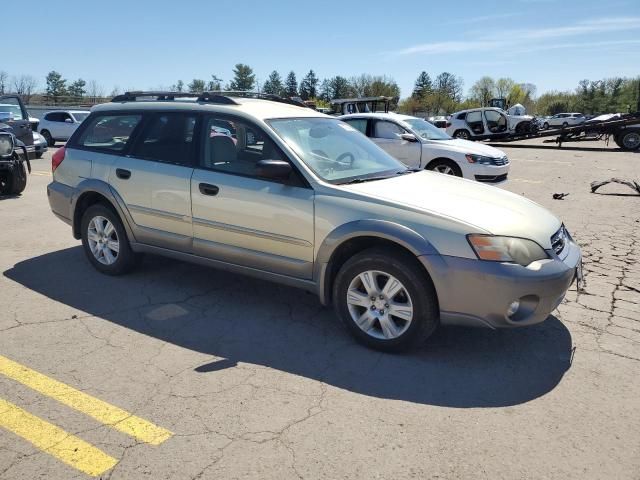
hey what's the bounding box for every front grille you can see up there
[492,156,509,166]
[474,173,508,183]
[551,226,567,255]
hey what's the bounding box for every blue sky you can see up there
[4,0,639,98]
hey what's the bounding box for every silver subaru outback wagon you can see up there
[47,92,582,352]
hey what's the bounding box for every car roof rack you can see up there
[111,90,308,108]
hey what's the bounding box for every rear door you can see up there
[109,112,197,252]
[0,95,34,146]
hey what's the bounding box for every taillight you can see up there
[52,146,66,172]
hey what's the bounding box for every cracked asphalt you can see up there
[1,139,639,479]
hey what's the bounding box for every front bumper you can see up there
[465,164,510,184]
[420,238,581,328]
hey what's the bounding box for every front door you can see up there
[370,119,421,168]
[107,112,196,252]
[0,95,34,146]
[191,114,314,279]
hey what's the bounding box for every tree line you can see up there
[2,65,638,116]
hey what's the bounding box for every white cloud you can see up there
[396,41,502,55]
[393,16,640,56]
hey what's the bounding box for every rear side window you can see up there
[131,113,196,165]
[77,114,142,152]
[343,118,368,135]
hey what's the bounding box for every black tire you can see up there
[80,203,137,275]
[543,122,549,130]
[453,129,470,140]
[41,130,55,147]
[617,130,640,151]
[426,158,462,177]
[35,152,43,159]
[562,122,569,128]
[2,163,27,195]
[333,248,439,352]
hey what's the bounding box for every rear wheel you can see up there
[562,122,569,128]
[81,204,137,275]
[333,248,439,352]
[617,130,640,151]
[453,129,470,140]
[543,122,549,130]
[41,130,54,147]
[427,159,462,177]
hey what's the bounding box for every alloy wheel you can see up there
[346,270,414,340]
[622,132,640,150]
[434,164,455,175]
[87,216,119,265]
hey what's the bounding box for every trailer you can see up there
[484,112,640,150]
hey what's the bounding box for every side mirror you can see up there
[400,133,418,142]
[255,159,292,180]
[0,132,15,158]
[65,118,74,123]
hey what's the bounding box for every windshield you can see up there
[403,118,451,140]
[268,117,407,184]
[0,104,24,121]
[72,112,90,122]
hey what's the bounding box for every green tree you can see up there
[318,79,331,102]
[188,79,206,93]
[299,70,318,100]
[171,80,184,92]
[412,71,432,99]
[263,71,284,95]
[469,76,496,106]
[285,71,298,97]
[46,71,67,104]
[495,78,515,99]
[329,76,354,99]
[207,75,222,91]
[228,64,255,91]
[67,79,86,100]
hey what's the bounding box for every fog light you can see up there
[506,300,520,318]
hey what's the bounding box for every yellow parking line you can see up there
[0,355,172,445]
[0,398,117,477]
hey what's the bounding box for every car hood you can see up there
[425,138,506,157]
[341,171,560,248]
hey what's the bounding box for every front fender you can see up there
[314,219,438,305]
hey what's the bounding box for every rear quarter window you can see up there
[76,114,142,152]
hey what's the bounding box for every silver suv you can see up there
[47,91,582,352]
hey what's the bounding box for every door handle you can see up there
[199,183,219,196]
[116,168,131,180]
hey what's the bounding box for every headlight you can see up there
[0,133,15,158]
[465,154,497,165]
[467,234,549,266]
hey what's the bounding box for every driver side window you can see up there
[373,121,404,140]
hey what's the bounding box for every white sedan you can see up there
[339,112,510,184]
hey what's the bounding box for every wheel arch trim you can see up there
[71,179,136,242]
[314,220,438,305]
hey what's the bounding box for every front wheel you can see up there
[0,163,27,195]
[543,122,549,130]
[427,159,462,177]
[333,248,439,352]
[81,204,137,275]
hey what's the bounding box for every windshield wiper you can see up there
[340,170,418,185]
